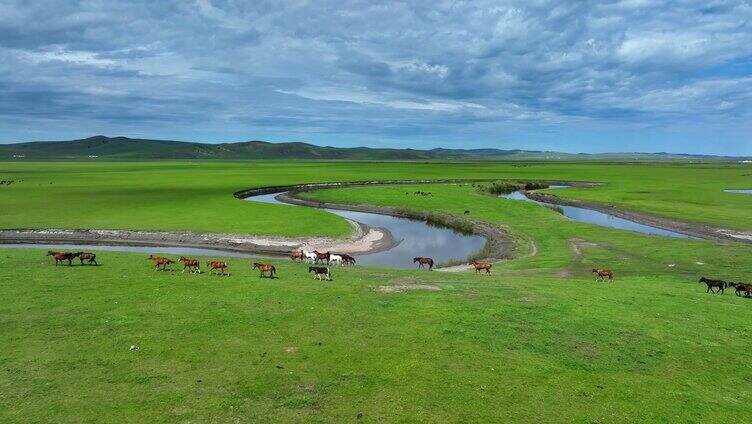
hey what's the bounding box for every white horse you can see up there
[329,254,343,266]
[303,250,317,263]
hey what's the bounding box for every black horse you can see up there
[699,276,728,294]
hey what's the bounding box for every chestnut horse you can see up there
[290,250,304,261]
[47,251,76,266]
[592,268,614,281]
[75,252,98,265]
[253,262,276,278]
[148,255,174,271]
[179,256,201,273]
[469,260,492,274]
[414,257,434,270]
[206,260,229,276]
[699,276,728,294]
[313,250,330,264]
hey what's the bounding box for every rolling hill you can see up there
[0,135,747,161]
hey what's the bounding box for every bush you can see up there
[483,181,520,195]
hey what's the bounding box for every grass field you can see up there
[1,161,752,236]
[2,160,752,422]
[2,246,751,423]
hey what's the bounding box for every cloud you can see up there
[0,0,750,154]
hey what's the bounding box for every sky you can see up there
[1,0,751,155]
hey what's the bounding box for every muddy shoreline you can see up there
[0,219,398,257]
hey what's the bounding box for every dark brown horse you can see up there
[290,250,304,261]
[341,253,356,266]
[75,252,98,265]
[592,268,614,281]
[47,251,76,266]
[469,260,492,274]
[179,256,200,273]
[206,260,229,276]
[313,250,330,264]
[253,262,276,278]
[148,255,174,271]
[414,257,434,270]
[699,277,728,294]
[731,282,752,297]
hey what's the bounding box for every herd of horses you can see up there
[46,251,97,266]
[43,250,752,300]
[699,276,752,297]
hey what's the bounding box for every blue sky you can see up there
[1,0,751,155]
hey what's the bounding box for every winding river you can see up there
[245,193,486,268]
[500,186,695,239]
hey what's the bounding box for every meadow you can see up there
[1,160,752,422]
[1,160,752,236]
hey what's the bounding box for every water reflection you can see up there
[246,192,486,268]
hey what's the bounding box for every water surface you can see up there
[246,193,486,268]
[724,189,752,194]
[500,188,694,239]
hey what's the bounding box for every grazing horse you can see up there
[699,276,728,294]
[46,251,62,262]
[75,252,98,265]
[469,260,492,274]
[309,266,331,281]
[414,257,434,270]
[341,253,356,266]
[592,268,614,281]
[206,260,229,276]
[148,255,174,271]
[313,250,330,264]
[179,256,201,273]
[253,262,276,278]
[47,251,76,266]
[290,250,304,261]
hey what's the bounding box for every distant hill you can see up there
[0,135,748,161]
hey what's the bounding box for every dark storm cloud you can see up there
[0,0,751,154]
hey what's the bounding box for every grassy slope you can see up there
[1,161,751,238]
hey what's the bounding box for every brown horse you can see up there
[469,260,492,274]
[179,256,201,273]
[313,251,330,264]
[75,252,98,265]
[206,260,229,276]
[414,257,434,270]
[592,268,614,281]
[253,262,277,278]
[47,251,76,266]
[732,282,752,297]
[148,255,174,271]
[290,250,304,261]
[46,250,62,262]
[341,253,356,266]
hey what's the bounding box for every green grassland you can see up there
[1,161,751,236]
[2,160,752,422]
[1,246,751,423]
